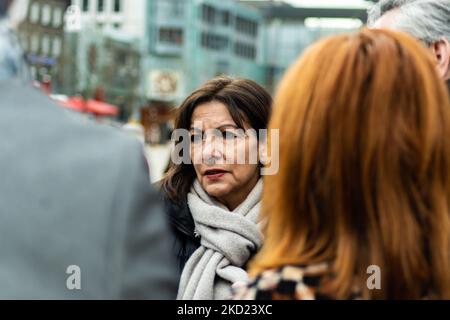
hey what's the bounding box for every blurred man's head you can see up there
[0,0,28,81]
[368,0,450,80]
[1,0,28,28]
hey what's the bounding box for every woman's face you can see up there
[190,101,260,210]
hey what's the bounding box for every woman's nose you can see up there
[202,136,223,163]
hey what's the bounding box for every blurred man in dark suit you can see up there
[0,0,177,299]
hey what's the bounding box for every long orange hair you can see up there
[251,29,450,299]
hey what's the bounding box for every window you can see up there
[97,0,104,12]
[53,8,62,28]
[172,0,184,17]
[234,41,256,60]
[113,0,121,13]
[52,38,62,57]
[113,23,121,29]
[201,32,229,51]
[31,34,39,53]
[220,11,230,26]
[41,5,51,25]
[41,36,50,55]
[30,2,40,23]
[236,16,258,37]
[82,0,89,12]
[202,4,215,24]
[159,27,184,45]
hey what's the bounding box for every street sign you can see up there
[64,5,81,32]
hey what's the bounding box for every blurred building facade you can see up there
[70,0,146,37]
[22,0,263,142]
[56,0,144,121]
[140,0,265,144]
[15,0,373,144]
[241,0,368,92]
[17,0,71,93]
[143,0,264,101]
[63,28,141,121]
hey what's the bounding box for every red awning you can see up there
[57,97,86,112]
[86,99,119,116]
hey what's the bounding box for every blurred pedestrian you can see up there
[235,29,450,300]
[368,0,450,89]
[0,1,177,299]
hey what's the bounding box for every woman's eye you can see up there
[223,131,237,140]
[190,134,203,143]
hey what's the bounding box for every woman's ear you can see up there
[431,38,450,80]
[258,140,268,168]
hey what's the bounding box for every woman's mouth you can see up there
[204,169,228,180]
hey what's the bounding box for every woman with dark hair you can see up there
[160,76,272,300]
[234,29,450,300]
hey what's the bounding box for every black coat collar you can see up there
[163,193,197,241]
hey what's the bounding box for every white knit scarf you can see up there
[177,179,263,300]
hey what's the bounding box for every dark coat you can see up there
[162,193,201,277]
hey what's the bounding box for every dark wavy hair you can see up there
[160,76,272,203]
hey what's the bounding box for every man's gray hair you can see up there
[367,0,450,45]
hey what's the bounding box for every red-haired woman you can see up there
[235,29,450,300]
